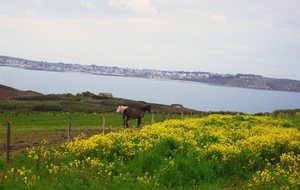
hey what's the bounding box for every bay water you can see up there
[1,67,300,114]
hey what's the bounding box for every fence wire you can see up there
[1,112,200,159]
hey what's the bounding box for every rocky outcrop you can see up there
[98,93,113,98]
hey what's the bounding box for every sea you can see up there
[1,67,300,114]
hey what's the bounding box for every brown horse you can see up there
[116,105,151,128]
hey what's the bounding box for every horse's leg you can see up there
[137,117,143,128]
[123,114,126,128]
[137,117,140,128]
[123,114,129,128]
[125,119,130,128]
[123,119,127,128]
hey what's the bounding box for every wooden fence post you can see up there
[151,113,155,124]
[102,116,106,135]
[67,115,71,142]
[181,112,184,119]
[6,119,11,163]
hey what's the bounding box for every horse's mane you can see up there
[140,105,151,112]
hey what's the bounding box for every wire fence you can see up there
[1,112,199,162]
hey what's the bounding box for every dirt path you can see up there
[0,129,114,154]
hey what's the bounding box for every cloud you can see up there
[108,0,158,15]
[81,1,97,10]
[25,10,35,16]
[35,0,45,4]
[211,13,227,23]
[225,45,247,50]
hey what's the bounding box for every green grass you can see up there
[275,114,300,130]
[0,112,186,128]
[1,112,117,129]
[0,112,189,155]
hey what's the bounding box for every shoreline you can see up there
[1,65,299,94]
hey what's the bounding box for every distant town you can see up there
[1,55,300,92]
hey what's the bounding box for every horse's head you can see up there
[116,105,128,113]
[116,106,122,113]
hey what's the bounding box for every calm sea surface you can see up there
[1,67,300,113]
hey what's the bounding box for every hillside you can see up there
[0,84,201,114]
[0,84,43,99]
[209,77,300,91]
[1,55,300,92]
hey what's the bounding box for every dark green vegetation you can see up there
[0,86,199,114]
[0,91,162,113]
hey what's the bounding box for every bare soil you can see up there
[0,129,113,154]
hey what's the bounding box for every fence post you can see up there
[162,112,166,122]
[181,112,184,119]
[102,116,105,135]
[151,113,155,124]
[6,119,11,163]
[67,115,71,142]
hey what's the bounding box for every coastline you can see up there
[1,65,299,94]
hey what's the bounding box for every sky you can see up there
[0,0,299,80]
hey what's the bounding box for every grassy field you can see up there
[0,112,187,154]
[0,113,299,189]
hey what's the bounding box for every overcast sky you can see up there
[0,0,299,80]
